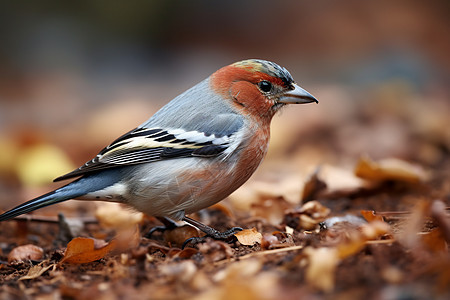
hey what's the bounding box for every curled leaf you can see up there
[285,201,330,230]
[19,263,55,280]
[8,244,44,263]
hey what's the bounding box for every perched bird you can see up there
[0,59,317,241]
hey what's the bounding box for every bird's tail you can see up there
[0,178,92,221]
[0,188,79,221]
[1,171,119,221]
[0,168,124,221]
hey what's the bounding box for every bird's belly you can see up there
[122,153,264,219]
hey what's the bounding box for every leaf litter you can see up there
[1,83,450,299]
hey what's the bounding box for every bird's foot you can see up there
[181,216,242,248]
[145,216,243,249]
[181,227,242,249]
[144,217,180,238]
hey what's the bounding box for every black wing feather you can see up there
[54,127,233,182]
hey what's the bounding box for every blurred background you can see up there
[0,0,449,210]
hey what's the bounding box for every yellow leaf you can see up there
[15,144,75,187]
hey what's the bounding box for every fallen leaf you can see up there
[159,260,198,283]
[360,210,384,222]
[60,237,117,264]
[301,167,327,202]
[284,201,330,230]
[234,228,262,246]
[260,234,281,250]
[421,228,448,253]
[311,164,367,196]
[304,247,339,292]
[360,221,390,240]
[197,239,234,262]
[19,263,55,280]
[354,155,429,183]
[8,244,44,263]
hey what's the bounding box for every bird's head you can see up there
[210,59,318,121]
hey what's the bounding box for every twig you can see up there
[214,245,304,266]
[365,239,395,244]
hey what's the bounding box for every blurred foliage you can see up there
[0,2,449,298]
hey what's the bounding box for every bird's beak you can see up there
[278,83,318,104]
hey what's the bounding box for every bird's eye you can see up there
[258,81,272,93]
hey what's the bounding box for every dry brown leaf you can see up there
[260,234,280,250]
[8,244,44,263]
[308,164,367,196]
[159,260,198,284]
[304,247,339,292]
[60,237,117,264]
[301,167,327,202]
[147,243,199,259]
[323,216,390,255]
[19,263,55,280]
[354,155,428,183]
[336,238,367,259]
[197,239,234,263]
[360,210,384,222]
[360,221,390,240]
[284,200,330,230]
[421,228,448,253]
[234,228,262,246]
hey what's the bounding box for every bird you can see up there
[0,59,318,242]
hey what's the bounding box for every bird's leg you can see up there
[144,216,179,238]
[181,216,242,248]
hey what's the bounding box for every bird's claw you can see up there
[181,226,243,249]
[144,225,169,238]
[144,217,180,238]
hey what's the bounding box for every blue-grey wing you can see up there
[54,113,244,181]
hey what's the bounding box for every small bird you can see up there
[0,59,317,241]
